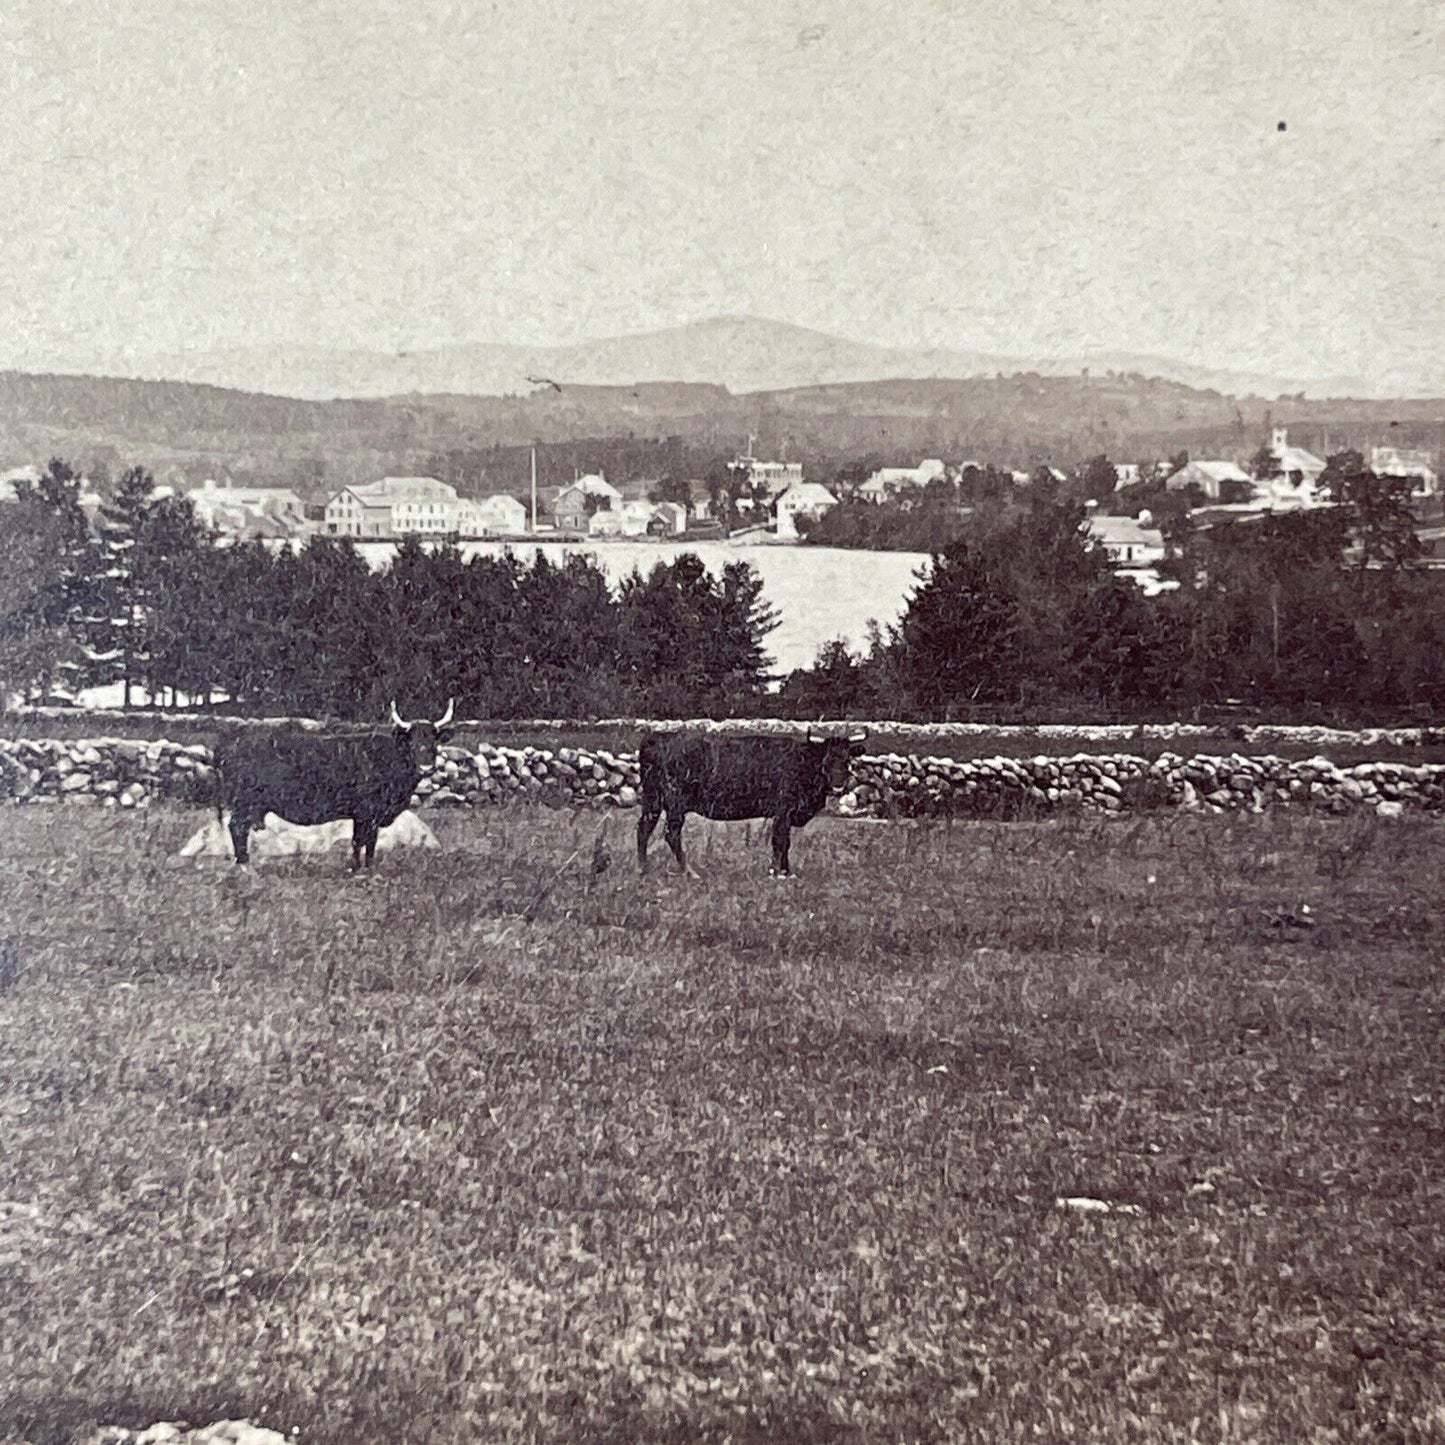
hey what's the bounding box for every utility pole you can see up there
[530,446,538,533]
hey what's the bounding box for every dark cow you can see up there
[637,729,867,876]
[216,701,454,869]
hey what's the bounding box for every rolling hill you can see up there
[1,367,1441,501]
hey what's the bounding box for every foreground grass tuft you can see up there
[1,805,1442,1443]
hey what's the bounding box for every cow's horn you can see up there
[847,729,868,743]
[435,698,455,727]
[389,701,408,728]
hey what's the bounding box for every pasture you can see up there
[0,804,1441,1444]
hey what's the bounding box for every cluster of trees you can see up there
[782,460,1445,720]
[0,462,778,718]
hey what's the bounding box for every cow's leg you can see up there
[350,816,375,870]
[663,810,688,873]
[637,798,662,872]
[228,809,253,865]
[770,816,792,876]
[350,817,380,871]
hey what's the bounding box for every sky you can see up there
[1,0,1442,390]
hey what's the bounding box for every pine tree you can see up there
[0,482,81,705]
[92,466,157,706]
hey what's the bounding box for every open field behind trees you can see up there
[1,806,1442,1444]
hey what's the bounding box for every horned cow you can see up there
[215,701,454,869]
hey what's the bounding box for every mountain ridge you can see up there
[31,315,1385,404]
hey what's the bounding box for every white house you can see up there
[589,498,658,537]
[0,463,42,503]
[1086,514,1166,567]
[465,494,528,535]
[775,481,837,539]
[1268,427,1326,489]
[1371,446,1438,498]
[552,474,622,531]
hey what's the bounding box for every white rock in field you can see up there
[1376,800,1405,820]
[1056,1196,1143,1217]
[176,810,439,859]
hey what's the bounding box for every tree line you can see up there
[0,462,778,719]
[5,453,1445,725]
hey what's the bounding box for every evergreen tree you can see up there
[92,466,158,706]
[0,483,81,704]
[894,541,1020,713]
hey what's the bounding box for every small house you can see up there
[775,481,838,540]
[552,474,621,531]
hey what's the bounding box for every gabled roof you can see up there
[1189,461,1252,484]
[555,474,621,503]
[778,482,837,507]
[349,476,457,505]
[1276,445,1325,476]
[1086,515,1164,548]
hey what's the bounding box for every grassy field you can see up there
[0,803,1442,1444]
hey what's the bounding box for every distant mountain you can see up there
[76,316,1366,402]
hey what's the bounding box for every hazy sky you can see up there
[2,0,1442,388]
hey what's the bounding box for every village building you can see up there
[324,476,462,537]
[728,454,803,500]
[471,493,529,535]
[189,480,310,540]
[1371,446,1438,498]
[0,463,42,503]
[551,474,621,531]
[775,481,838,540]
[858,458,946,502]
[1165,459,1254,503]
[1268,427,1326,489]
[647,501,688,535]
[1086,513,1166,567]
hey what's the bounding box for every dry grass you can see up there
[0,804,1442,1444]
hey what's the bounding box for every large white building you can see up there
[325,476,462,537]
[729,454,803,499]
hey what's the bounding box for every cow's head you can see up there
[808,729,868,790]
[390,698,455,771]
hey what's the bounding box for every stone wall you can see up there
[3,736,1444,818]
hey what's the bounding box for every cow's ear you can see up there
[848,741,867,757]
[438,727,455,744]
